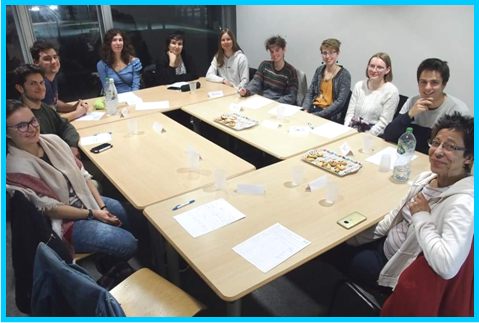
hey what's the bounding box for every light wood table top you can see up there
[144,132,430,302]
[181,95,357,160]
[71,77,236,130]
[78,113,255,209]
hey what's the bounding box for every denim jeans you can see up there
[72,196,137,261]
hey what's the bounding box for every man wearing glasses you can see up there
[30,40,88,122]
[383,58,470,154]
[13,64,80,159]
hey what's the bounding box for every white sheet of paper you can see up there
[75,112,105,121]
[237,184,265,195]
[174,199,246,238]
[261,120,280,129]
[208,91,224,98]
[117,92,143,105]
[229,103,242,113]
[167,81,189,89]
[153,122,164,133]
[135,101,170,111]
[308,176,328,191]
[233,223,311,273]
[80,132,112,146]
[339,142,352,156]
[311,122,352,139]
[289,126,310,135]
[240,96,273,110]
[268,104,301,117]
[366,147,418,170]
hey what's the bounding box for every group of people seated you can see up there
[5,26,474,316]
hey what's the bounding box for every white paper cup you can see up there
[326,182,339,204]
[362,136,374,153]
[214,169,227,190]
[127,119,137,135]
[379,153,392,172]
[277,105,285,120]
[291,166,304,186]
[189,82,197,94]
[188,151,200,172]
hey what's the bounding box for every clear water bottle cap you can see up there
[406,127,413,133]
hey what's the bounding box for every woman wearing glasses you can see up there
[346,112,474,293]
[344,53,399,136]
[6,99,138,270]
[302,38,351,121]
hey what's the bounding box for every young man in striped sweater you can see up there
[239,35,298,105]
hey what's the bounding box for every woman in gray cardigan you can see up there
[302,39,351,121]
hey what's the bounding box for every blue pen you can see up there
[172,199,195,211]
[308,122,315,130]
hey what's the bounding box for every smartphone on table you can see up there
[337,212,367,229]
[90,143,113,153]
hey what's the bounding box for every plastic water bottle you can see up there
[393,127,416,181]
[105,78,119,116]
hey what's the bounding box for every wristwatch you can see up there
[87,209,94,220]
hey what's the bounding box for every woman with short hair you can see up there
[302,38,351,121]
[156,30,198,85]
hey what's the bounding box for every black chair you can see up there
[142,64,157,88]
[334,90,353,125]
[394,94,408,119]
[249,67,257,82]
[328,279,390,317]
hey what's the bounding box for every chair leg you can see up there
[327,278,348,316]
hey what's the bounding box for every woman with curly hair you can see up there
[97,28,142,94]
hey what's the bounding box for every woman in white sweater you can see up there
[345,53,399,136]
[206,29,249,89]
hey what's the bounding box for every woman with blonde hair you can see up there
[303,38,351,120]
[345,52,399,136]
[206,29,249,88]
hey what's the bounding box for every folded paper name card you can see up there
[237,184,265,195]
[208,91,224,98]
[308,176,328,191]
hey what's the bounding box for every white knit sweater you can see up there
[345,79,399,136]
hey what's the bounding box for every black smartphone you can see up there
[90,143,113,153]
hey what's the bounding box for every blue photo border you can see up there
[1,3,476,322]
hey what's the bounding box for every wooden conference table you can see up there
[71,77,237,130]
[182,95,357,160]
[78,113,255,209]
[143,132,430,316]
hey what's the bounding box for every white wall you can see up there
[237,5,474,114]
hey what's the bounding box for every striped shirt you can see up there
[384,183,449,260]
[246,60,298,105]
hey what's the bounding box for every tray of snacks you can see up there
[301,148,362,176]
[213,113,258,131]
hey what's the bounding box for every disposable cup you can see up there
[291,166,304,186]
[214,169,227,190]
[127,119,137,135]
[362,135,374,153]
[379,153,392,172]
[326,182,339,204]
[277,105,285,120]
[189,82,197,94]
[188,151,200,172]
